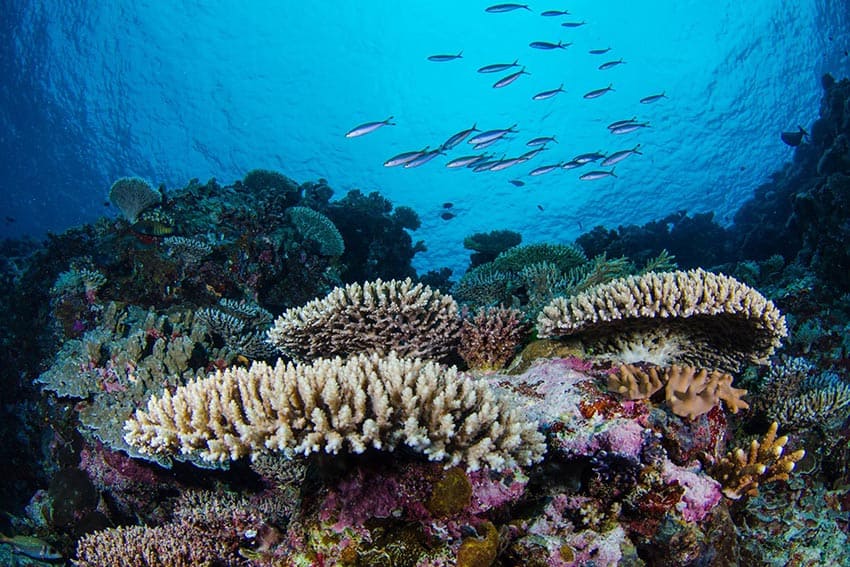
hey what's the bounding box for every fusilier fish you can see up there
[598,59,625,70]
[561,160,584,170]
[509,179,525,186]
[589,47,612,55]
[428,51,463,62]
[447,155,486,168]
[532,84,565,100]
[478,59,520,73]
[403,149,444,168]
[384,146,430,167]
[521,147,548,159]
[640,92,668,104]
[488,157,526,171]
[607,117,638,130]
[601,144,642,166]
[529,40,571,50]
[541,10,570,16]
[561,21,586,27]
[610,122,650,134]
[583,84,614,99]
[473,158,503,172]
[529,163,562,176]
[345,116,395,138]
[573,151,606,164]
[527,135,557,146]
[485,3,531,12]
[465,154,495,168]
[468,124,518,145]
[441,124,479,150]
[580,169,617,180]
[473,137,506,150]
[493,67,530,88]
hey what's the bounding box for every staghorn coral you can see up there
[458,305,529,371]
[196,298,277,360]
[709,422,805,500]
[108,177,161,223]
[124,351,546,471]
[162,236,213,267]
[267,277,461,361]
[766,372,850,430]
[537,269,787,372]
[609,364,749,419]
[288,206,345,256]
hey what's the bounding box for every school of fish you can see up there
[345,3,668,210]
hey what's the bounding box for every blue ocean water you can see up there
[2,1,849,275]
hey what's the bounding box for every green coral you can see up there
[457,521,499,567]
[288,206,345,256]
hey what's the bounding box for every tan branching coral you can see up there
[609,364,749,419]
[458,306,530,371]
[108,177,161,223]
[267,278,461,361]
[537,269,787,372]
[124,352,546,471]
[710,422,805,499]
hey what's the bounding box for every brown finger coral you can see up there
[458,306,529,371]
[537,269,787,372]
[267,278,461,361]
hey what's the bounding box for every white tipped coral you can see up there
[124,352,545,471]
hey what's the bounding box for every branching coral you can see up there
[458,306,529,371]
[108,177,161,223]
[608,364,749,419]
[537,269,787,372]
[162,236,213,266]
[196,298,277,360]
[267,278,461,361]
[124,352,546,471]
[709,422,805,499]
[288,206,345,257]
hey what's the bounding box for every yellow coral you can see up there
[710,422,806,499]
[457,521,499,567]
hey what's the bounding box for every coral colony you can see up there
[4,66,850,567]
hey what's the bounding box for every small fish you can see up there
[532,84,565,100]
[607,117,638,130]
[537,204,544,211]
[447,154,488,168]
[509,179,525,186]
[529,40,571,50]
[589,47,612,55]
[0,534,63,561]
[583,84,614,99]
[485,3,531,12]
[489,157,525,171]
[428,51,463,62]
[573,151,606,164]
[442,202,454,208]
[468,124,518,145]
[561,160,584,170]
[465,154,495,168]
[601,144,642,166]
[478,59,520,73]
[345,116,395,138]
[541,10,570,16]
[403,148,444,168]
[781,126,808,147]
[472,157,503,172]
[561,21,586,27]
[493,67,530,88]
[441,211,456,220]
[384,146,429,167]
[473,137,506,150]
[639,92,668,104]
[598,59,625,70]
[610,122,650,134]
[521,147,548,159]
[527,136,557,146]
[579,169,617,180]
[529,163,562,176]
[132,219,174,237]
[441,124,479,150]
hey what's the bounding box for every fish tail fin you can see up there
[608,83,614,90]
[552,136,558,143]
[611,168,617,177]
[634,144,643,154]
[512,58,519,65]
[458,50,464,57]
[386,116,396,125]
[798,125,809,135]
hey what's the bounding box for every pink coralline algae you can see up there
[662,460,723,523]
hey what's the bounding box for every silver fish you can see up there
[529,163,562,176]
[583,84,614,99]
[640,92,667,104]
[561,160,584,170]
[580,169,616,180]
[403,149,444,168]
[485,3,531,12]
[0,534,63,561]
[527,136,557,146]
[473,158,502,172]
[529,40,571,50]
[509,179,525,186]
[468,124,517,145]
[601,144,642,166]
[441,124,479,150]
[589,47,612,55]
[493,67,529,88]
[384,146,429,167]
[489,157,526,171]
[478,59,520,73]
[607,117,638,130]
[466,154,495,168]
[541,10,570,16]
[532,84,565,100]
[473,137,506,150]
[345,116,395,138]
[598,59,625,70]
[428,51,463,62]
[446,154,487,168]
[521,147,548,159]
[573,152,605,164]
[561,21,586,27]
[610,122,650,134]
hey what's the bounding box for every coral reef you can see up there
[458,305,529,371]
[108,177,161,223]
[287,206,345,257]
[462,229,522,267]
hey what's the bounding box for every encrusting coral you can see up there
[709,422,805,499]
[124,351,546,471]
[608,364,749,419]
[108,177,161,223]
[267,277,461,361]
[537,268,787,372]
